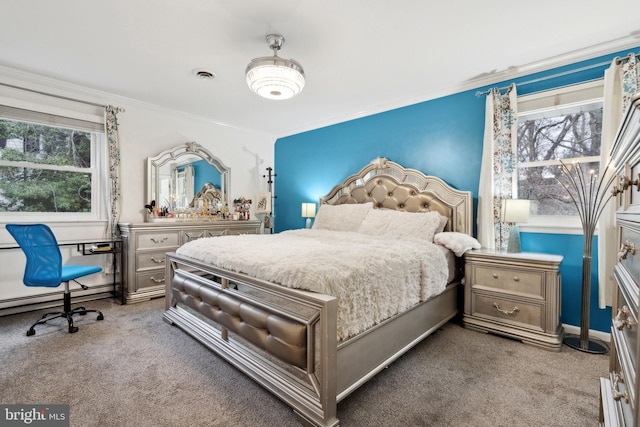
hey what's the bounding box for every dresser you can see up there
[599,93,640,426]
[118,220,261,303]
[463,248,564,351]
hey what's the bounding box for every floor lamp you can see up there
[557,160,617,354]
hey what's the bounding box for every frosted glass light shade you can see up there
[246,57,305,100]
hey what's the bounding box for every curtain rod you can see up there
[0,81,124,112]
[475,51,640,97]
[474,59,613,97]
[616,52,640,64]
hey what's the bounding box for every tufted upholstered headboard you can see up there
[320,157,472,235]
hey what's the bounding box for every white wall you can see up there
[0,68,274,309]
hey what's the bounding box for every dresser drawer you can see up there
[136,249,178,271]
[472,265,544,299]
[182,228,226,243]
[470,292,544,332]
[226,225,261,235]
[618,226,640,290]
[136,270,167,290]
[612,289,639,387]
[610,331,636,423]
[135,231,180,249]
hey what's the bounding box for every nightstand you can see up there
[463,248,564,351]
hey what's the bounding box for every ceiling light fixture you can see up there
[245,34,305,100]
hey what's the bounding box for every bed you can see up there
[163,158,473,427]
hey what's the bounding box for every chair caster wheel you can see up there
[26,329,35,336]
[69,326,79,333]
[97,314,104,321]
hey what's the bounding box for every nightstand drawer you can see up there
[471,293,544,331]
[473,265,544,298]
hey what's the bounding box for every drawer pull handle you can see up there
[492,273,498,279]
[150,236,168,244]
[620,173,640,193]
[150,256,165,264]
[614,305,637,330]
[150,276,165,284]
[618,240,636,261]
[513,276,520,282]
[612,373,630,403]
[493,302,520,316]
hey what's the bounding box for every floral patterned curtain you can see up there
[477,84,518,250]
[104,106,122,240]
[598,53,639,307]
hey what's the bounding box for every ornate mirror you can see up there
[146,142,230,218]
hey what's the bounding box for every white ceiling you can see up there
[0,0,639,138]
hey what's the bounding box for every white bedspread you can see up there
[176,229,448,340]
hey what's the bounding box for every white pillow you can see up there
[312,202,373,232]
[358,209,445,242]
[434,232,481,256]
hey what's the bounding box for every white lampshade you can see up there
[302,203,316,229]
[246,34,305,100]
[501,199,530,223]
[501,199,530,253]
[301,203,316,218]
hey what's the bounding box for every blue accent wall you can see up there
[274,46,639,332]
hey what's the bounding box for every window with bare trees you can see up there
[516,81,603,226]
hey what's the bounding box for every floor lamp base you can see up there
[563,334,609,354]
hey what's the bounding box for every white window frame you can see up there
[0,105,108,224]
[515,80,604,234]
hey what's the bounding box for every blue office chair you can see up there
[6,223,105,336]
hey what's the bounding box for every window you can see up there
[516,81,604,228]
[0,106,106,221]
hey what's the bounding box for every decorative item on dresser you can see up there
[599,92,640,426]
[118,221,261,304]
[463,249,564,351]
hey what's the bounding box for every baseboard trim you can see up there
[562,324,610,344]
[0,284,117,317]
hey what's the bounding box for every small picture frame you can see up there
[255,192,271,214]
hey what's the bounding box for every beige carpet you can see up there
[0,297,608,426]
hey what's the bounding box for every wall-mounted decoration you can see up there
[255,192,272,214]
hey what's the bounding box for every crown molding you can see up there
[0,65,274,139]
[278,33,640,138]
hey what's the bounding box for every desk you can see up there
[73,239,124,305]
[1,238,124,305]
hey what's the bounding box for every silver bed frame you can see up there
[163,158,472,426]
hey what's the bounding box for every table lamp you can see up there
[301,203,316,228]
[501,199,530,253]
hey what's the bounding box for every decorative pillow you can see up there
[358,209,445,242]
[312,202,373,232]
[437,213,448,233]
[434,232,481,256]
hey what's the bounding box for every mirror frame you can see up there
[146,141,230,216]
